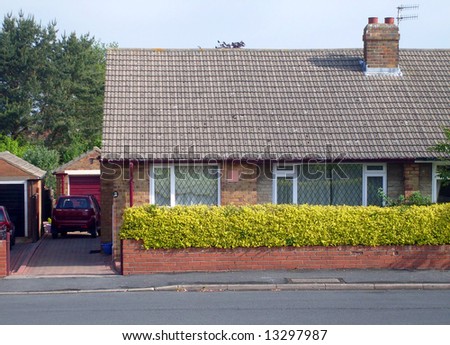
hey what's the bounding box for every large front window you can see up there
[433,163,450,203]
[150,164,220,206]
[273,163,386,206]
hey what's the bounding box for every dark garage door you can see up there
[69,175,101,203]
[0,184,25,237]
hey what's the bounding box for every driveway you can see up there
[9,232,116,276]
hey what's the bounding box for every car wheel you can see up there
[90,223,97,238]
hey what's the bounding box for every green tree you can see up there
[0,134,29,156]
[430,127,450,181]
[22,145,60,189]
[0,12,57,139]
[40,33,106,161]
[0,12,107,164]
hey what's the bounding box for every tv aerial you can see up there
[396,4,419,26]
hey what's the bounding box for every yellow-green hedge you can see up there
[119,204,450,249]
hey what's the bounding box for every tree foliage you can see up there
[23,145,60,189]
[0,11,107,166]
[429,127,450,181]
[0,134,28,157]
[0,12,57,139]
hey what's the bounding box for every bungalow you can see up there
[101,17,450,252]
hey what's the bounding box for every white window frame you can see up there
[432,162,450,203]
[150,163,221,206]
[272,163,387,206]
[272,164,296,204]
[362,164,387,206]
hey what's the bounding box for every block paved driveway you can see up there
[10,233,116,276]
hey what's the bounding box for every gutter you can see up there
[129,162,134,207]
[101,157,419,164]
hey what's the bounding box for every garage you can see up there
[0,183,25,237]
[0,152,46,240]
[54,147,101,203]
[69,175,101,203]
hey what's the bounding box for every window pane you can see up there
[437,165,450,176]
[366,165,384,171]
[437,181,450,203]
[276,165,294,171]
[298,165,330,205]
[175,166,218,205]
[297,164,363,205]
[277,177,293,204]
[367,176,383,206]
[332,164,362,205]
[154,167,171,206]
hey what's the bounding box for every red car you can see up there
[0,206,16,248]
[51,195,101,239]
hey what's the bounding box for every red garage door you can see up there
[69,175,101,203]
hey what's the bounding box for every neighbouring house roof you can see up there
[102,48,450,161]
[53,147,101,174]
[0,151,46,178]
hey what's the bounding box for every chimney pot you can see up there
[385,17,395,24]
[368,17,378,24]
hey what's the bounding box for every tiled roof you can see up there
[0,151,46,178]
[103,48,450,161]
[53,147,101,174]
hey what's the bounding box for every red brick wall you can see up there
[0,160,34,178]
[0,235,10,277]
[63,150,100,171]
[221,162,258,205]
[100,161,149,259]
[122,240,450,275]
[363,19,400,69]
[404,163,420,198]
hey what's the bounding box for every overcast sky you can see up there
[2,0,449,49]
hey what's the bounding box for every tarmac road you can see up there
[1,289,449,325]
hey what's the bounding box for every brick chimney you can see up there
[363,17,401,76]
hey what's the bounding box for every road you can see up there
[1,290,449,325]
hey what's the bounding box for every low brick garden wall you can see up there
[121,239,450,275]
[0,236,10,278]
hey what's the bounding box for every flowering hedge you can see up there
[119,204,450,249]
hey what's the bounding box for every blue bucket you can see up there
[101,242,113,255]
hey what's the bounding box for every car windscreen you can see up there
[0,212,4,222]
[57,198,90,209]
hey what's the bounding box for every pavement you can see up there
[1,233,450,295]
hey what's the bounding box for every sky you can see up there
[2,0,449,49]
